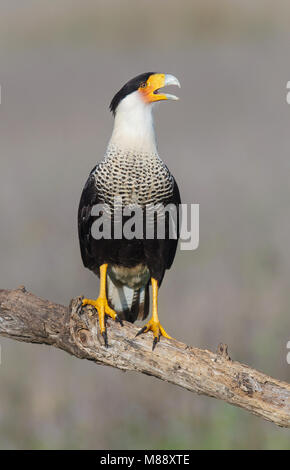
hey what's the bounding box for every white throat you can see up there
[108,91,157,154]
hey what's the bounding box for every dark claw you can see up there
[135,325,147,337]
[115,314,124,326]
[102,330,108,348]
[152,335,160,351]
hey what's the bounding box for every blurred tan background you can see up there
[1,0,290,449]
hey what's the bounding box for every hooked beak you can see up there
[139,73,181,103]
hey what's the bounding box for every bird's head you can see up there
[108,72,180,154]
[109,72,180,116]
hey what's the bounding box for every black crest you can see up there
[109,72,155,116]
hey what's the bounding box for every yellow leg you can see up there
[82,264,121,346]
[136,278,172,350]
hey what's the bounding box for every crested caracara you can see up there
[78,72,181,349]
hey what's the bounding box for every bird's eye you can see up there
[140,82,147,88]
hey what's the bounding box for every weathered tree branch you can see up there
[0,287,289,428]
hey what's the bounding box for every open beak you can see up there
[139,73,181,103]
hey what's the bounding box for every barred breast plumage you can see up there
[92,144,174,208]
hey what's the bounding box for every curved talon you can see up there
[102,330,108,348]
[115,314,124,327]
[135,318,172,350]
[82,297,117,345]
[152,336,160,351]
[136,325,147,337]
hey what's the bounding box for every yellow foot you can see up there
[136,318,172,350]
[82,297,123,347]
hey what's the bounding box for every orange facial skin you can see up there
[138,73,168,103]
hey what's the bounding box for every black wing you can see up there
[165,176,181,269]
[78,167,101,273]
